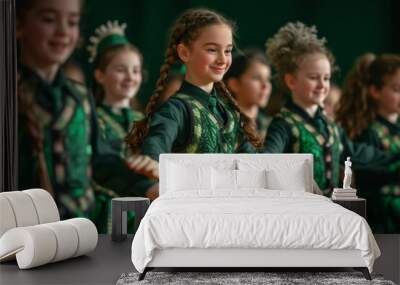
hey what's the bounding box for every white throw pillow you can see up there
[237,158,310,192]
[167,162,212,191]
[266,163,308,191]
[236,169,267,189]
[212,168,237,190]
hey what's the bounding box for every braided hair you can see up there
[16,0,87,195]
[126,8,262,151]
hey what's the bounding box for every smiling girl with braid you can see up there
[16,0,159,232]
[126,8,261,197]
[16,0,97,219]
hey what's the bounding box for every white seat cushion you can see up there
[0,189,97,269]
[0,218,97,269]
[0,225,57,268]
[42,221,79,262]
[24,189,60,224]
[65,218,98,257]
[0,196,17,237]
[1,191,40,228]
[0,189,60,238]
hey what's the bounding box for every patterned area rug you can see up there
[116,271,395,285]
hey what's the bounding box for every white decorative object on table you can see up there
[0,189,98,269]
[332,157,358,200]
[343,157,353,189]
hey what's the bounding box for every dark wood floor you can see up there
[0,235,398,284]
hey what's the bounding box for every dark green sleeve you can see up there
[263,117,292,153]
[140,98,190,161]
[235,130,257,153]
[115,98,189,195]
[340,127,400,183]
[92,139,156,197]
[89,93,155,197]
[354,127,383,149]
[236,142,257,153]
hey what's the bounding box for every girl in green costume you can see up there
[264,22,400,196]
[224,49,273,141]
[90,21,144,162]
[337,53,400,233]
[126,8,262,198]
[88,21,149,232]
[16,0,97,219]
[16,0,157,233]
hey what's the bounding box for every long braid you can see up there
[126,8,237,153]
[18,75,54,196]
[126,23,184,152]
[215,81,263,148]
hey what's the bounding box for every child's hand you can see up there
[127,155,159,179]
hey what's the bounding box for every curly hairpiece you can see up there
[337,53,400,138]
[126,8,239,152]
[266,22,335,88]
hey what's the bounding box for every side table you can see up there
[332,198,366,219]
[111,197,150,242]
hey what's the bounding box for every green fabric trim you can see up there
[96,106,143,159]
[371,120,400,153]
[175,93,239,153]
[371,120,400,197]
[97,34,130,60]
[97,107,127,141]
[277,107,342,194]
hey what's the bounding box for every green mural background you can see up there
[75,0,399,106]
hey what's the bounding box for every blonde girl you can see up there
[264,22,400,196]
